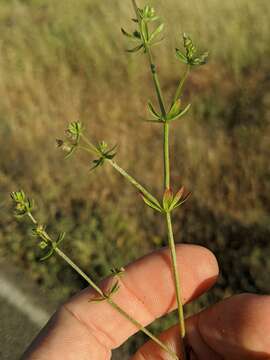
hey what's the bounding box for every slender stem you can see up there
[78,145,98,154]
[79,136,160,206]
[146,47,167,118]
[108,159,160,206]
[55,247,104,297]
[166,212,185,339]
[132,0,166,118]
[131,1,187,358]
[163,124,187,360]
[163,122,170,188]
[81,135,100,155]
[131,0,138,13]
[173,65,190,104]
[107,298,178,359]
[26,211,178,359]
[28,212,37,225]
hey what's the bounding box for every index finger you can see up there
[23,244,218,360]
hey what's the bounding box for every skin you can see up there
[22,244,270,360]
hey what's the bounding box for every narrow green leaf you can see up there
[108,153,116,159]
[169,186,184,211]
[64,145,77,159]
[90,158,104,171]
[40,247,54,261]
[176,49,188,64]
[168,99,181,119]
[141,20,149,41]
[140,194,162,212]
[121,28,133,38]
[121,28,141,42]
[171,191,192,210]
[147,101,161,119]
[57,232,66,246]
[149,23,164,43]
[126,44,144,53]
[104,144,117,158]
[109,281,120,296]
[27,198,34,212]
[143,193,162,209]
[111,267,125,276]
[144,5,150,15]
[169,103,191,122]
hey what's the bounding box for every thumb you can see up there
[132,294,270,360]
[187,293,270,359]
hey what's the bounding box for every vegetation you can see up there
[1,0,270,357]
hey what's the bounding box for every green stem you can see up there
[80,136,160,206]
[26,212,178,359]
[163,122,170,188]
[146,47,167,118]
[27,212,37,225]
[131,2,187,358]
[78,145,98,155]
[108,159,160,206]
[166,212,186,339]
[131,0,138,12]
[132,0,166,118]
[81,135,100,155]
[173,65,190,104]
[55,247,104,297]
[107,298,178,359]
[163,124,187,360]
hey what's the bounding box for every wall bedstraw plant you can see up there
[11,1,208,359]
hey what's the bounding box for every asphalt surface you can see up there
[0,296,41,360]
[0,264,52,360]
[0,262,131,359]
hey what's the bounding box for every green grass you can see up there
[1,0,270,356]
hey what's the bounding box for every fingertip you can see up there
[175,244,219,303]
[176,244,219,273]
[198,293,270,357]
[196,245,219,282]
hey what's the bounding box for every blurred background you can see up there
[0,0,269,358]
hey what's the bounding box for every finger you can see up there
[66,245,218,349]
[132,294,270,360]
[23,244,218,360]
[194,293,270,359]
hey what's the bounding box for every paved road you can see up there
[0,264,52,360]
[0,263,131,359]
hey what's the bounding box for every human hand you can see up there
[22,245,270,359]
